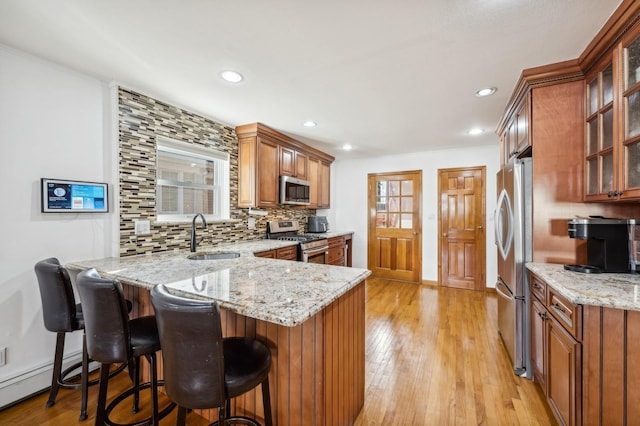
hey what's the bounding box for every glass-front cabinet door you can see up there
[585,27,640,202]
[585,61,615,199]
[622,32,640,198]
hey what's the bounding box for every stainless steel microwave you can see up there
[280,176,310,205]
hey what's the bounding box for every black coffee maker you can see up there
[565,218,635,273]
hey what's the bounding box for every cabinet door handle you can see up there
[533,283,543,290]
[608,191,614,198]
[538,311,547,320]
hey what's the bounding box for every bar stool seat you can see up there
[151,284,272,426]
[77,268,174,426]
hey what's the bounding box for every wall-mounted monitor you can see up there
[41,178,109,213]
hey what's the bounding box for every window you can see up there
[156,137,230,222]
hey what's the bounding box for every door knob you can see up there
[443,233,448,237]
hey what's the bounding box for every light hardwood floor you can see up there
[0,278,555,425]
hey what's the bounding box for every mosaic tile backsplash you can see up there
[118,87,315,256]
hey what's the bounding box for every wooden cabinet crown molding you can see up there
[235,122,335,164]
[497,1,640,135]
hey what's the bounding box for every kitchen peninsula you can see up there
[66,240,371,425]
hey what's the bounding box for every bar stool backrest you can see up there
[34,257,78,333]
[76,269,131,364]
[150,284,227,410]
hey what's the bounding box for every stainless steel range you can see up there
[266,220,329,264]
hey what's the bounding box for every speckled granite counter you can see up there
[66,239,371,327]
[526,262,640,311]
[306,230,353,239]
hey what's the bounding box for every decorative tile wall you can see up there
[118,87,315,256]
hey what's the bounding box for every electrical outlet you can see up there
[0,347,6,366]
[248,217,256,230]
[134,220,151,235]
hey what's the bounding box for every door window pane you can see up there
[401,214,413,229]
[401,197,413,212]
[389,197,400,212]
[401,180,413,196]
[388,214,399,228]
[389,180,400,195]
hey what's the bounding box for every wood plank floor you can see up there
[0,277,556,425]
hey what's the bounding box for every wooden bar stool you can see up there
[151,284,273,426]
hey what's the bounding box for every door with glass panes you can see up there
[367,171,422,282]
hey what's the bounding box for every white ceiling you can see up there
[0,0,622,159]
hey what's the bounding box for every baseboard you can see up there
[0,350,83,409]
[421,280,438,286]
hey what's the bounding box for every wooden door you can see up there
[367,171,422,282]
[438,167,486,290]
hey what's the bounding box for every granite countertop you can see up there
[526,262,640,311]
[305,230,354,239]
[66,239,371,327]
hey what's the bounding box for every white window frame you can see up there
[155,136,230,222]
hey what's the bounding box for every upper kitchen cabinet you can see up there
[279,145,308,180]
[499,93,531,167]
[308,156,331,209]
[583,4,640,201]
[236,123,334,208]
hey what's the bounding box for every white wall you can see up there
[325,144,500,286]
[0,45,114,406]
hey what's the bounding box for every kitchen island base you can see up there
[123,279,366,425]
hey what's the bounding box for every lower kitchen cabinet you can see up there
[254,246,297,260]
[529,273,581,426]
[327,236,346,266]
[547,314,580,426]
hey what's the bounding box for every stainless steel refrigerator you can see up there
[495,158,532,378]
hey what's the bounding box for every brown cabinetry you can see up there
[327,235,346,266]
[279,145,308,180]
[499,93,530,167]
[236,123,334,208]
[529,273,581,426]
[584,9,640,201]
[254,245,298,260]
[308,156,331,208]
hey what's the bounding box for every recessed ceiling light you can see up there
[303,120,317,128]
[475,87,497,97]
[220,70,243,83]
[468,128,484,135]
[342,144,353,151]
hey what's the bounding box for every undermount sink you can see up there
[187,252,240,260]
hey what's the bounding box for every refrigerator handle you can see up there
[495,279,514,301]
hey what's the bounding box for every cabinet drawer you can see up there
[254,249,276,259]
[276,246,298,261]
[547,286,582,340]
[530,274,546,302]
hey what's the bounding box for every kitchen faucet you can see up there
[190,213,207,252]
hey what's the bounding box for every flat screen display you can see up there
[41,178,109,213]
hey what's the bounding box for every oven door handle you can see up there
[302,246,329,262]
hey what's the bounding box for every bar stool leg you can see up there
[132,357,140,414]
[148,353,159,426]
[262,377,273,426]
[95,364,111,426]
[79,333,89,421]
[46,332,66,408]
[176,406,188,426]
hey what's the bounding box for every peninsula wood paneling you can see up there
[123,280,366,426]
[582,305,640,425]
